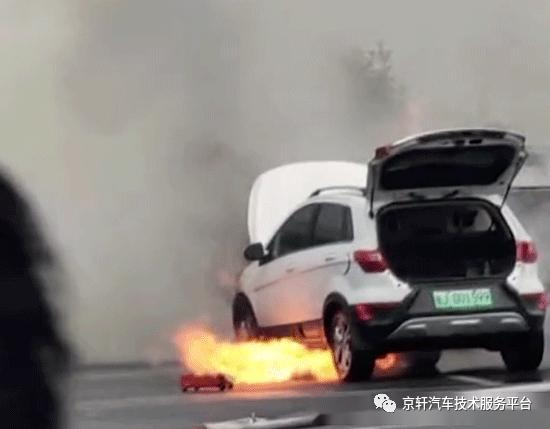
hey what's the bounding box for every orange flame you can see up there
[375,353,398,371]
[173,324,338,384]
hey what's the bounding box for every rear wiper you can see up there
[408,189,459,200]
[441,189,460,199]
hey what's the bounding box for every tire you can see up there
[501,331,544,372]
[406,350,441,376]
[182,386,188,393]
[328,310,375,382]
[219,383,226,391]
[233,296,260,341]
[194,387,199,392]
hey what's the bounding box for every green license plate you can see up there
[432,288,493,310]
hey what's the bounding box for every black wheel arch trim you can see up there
[323,293,349,314]
[322,293,350,341]
[232,293,255,322]
[233,292,252,308]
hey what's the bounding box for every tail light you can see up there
[354,249,388,273]
[355,303,375,321]
[516,241,538,263]
[521,292,549,311]
[355,302,400,321]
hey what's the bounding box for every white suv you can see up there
[232,129,547,381]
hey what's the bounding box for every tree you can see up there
[343,41,406,124]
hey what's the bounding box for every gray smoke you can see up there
[2,0,550,363]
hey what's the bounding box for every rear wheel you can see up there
[501,331,544,372]
[329,310,375,382]
[233,296,259,341]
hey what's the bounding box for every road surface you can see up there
[71,349,550,429]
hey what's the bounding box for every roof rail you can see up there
[511,185,550,192]
[309,186,366,198]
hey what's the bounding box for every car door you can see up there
[297,203,354,323]
[248,204,319,327]
[259,203,354,327]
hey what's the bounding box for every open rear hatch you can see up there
[369,129,527,283]
[366,129,527,216]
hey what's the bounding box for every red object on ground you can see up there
[180,373,234,392]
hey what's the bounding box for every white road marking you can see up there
[203,414,318,429]
[445,374,501,388]
[464,379,550,395]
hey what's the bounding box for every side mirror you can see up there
[244,242,266,261]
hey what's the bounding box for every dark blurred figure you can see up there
[0,170,70,429]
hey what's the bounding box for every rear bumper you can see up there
[349,308,545,353]
[387,311,527,340]
[349,279,546,353]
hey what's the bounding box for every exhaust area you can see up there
[173,324,338,384]
[173,324,405,385]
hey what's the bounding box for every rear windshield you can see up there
[380,145,516,190]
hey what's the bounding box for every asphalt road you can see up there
[70,348,550,429]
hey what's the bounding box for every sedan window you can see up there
[271,205,318,258]
[313,203,353,246]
